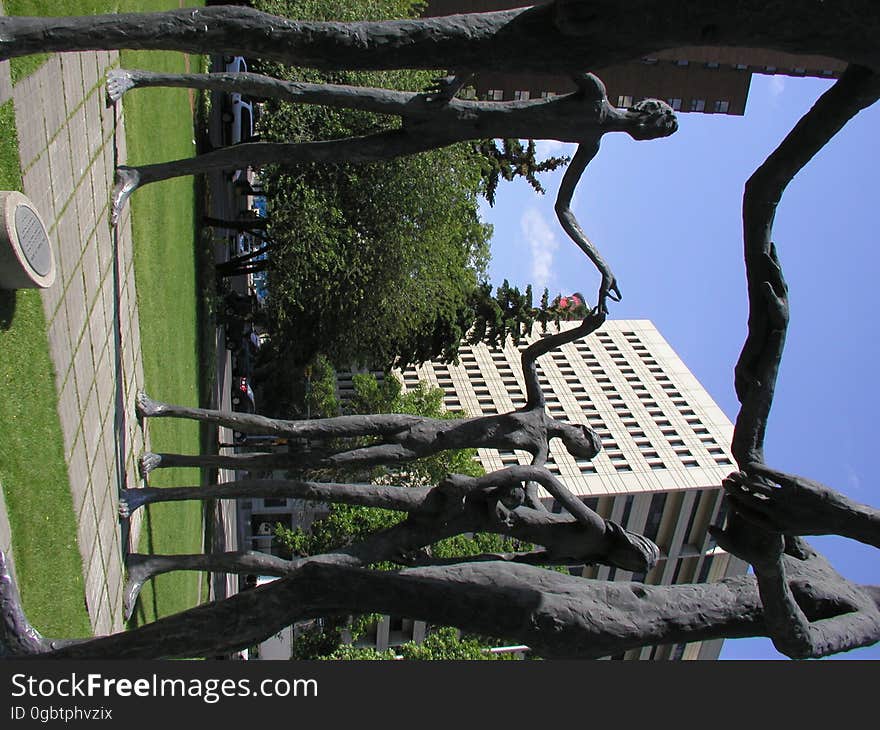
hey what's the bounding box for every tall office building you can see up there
[245,320,748,659]
[396,319,747,660]
[423,0,846,115]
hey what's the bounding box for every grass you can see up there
[5,1,112,84]
[0,100,92,638]
[115,0,213,623]
[121,64,207,622]
[117,1,210,624]
[2,0,212,627]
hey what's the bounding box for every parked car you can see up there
[231,376,256,413]
[224,55,247,74]
[221,289,258,321]
[230,232,256,258]
[221,56,255,147]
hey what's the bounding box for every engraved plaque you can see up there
[14,204,52,277]
[0,191,56,289]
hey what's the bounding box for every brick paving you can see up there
[0,5,148,637]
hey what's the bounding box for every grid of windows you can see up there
[396,321,738,516]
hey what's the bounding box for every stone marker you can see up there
[0,190,55,289]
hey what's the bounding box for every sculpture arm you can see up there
[554,141,620,313]
[425,72,474,102]
[753,553,880,658]
[711,514,880,658]
[570,72,607,102]
[725,466,880,549]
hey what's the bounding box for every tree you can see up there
[476,138,570,207]
[0,4,879,661]
[467,280,589,349]
[325,626,520,660]
[227,1,491,369]
[262,140,492,370]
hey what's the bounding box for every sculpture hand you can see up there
[596,274,622,314]
[425,75,462,103]
[708,510,784,571]
[761,244,789,329]
[722,465,849,536]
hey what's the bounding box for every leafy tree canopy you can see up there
[325,626,520,660]
[468,280,590,348]
[253,0,489,370]
[251,0,576,371]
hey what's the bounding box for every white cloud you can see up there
[845,463,863,493]
[520,207,559,290]
[534,139,576,160]
[769,75,786,97]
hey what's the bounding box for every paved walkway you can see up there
[0,4,148,637]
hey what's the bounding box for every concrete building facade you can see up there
[396,320,747,660]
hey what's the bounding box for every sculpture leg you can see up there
[138,450,296,477]
[105,68,422,117]
[0,551,87,656]
[109,130,438,226]
[123,551,293,621]
[136,390,427,441]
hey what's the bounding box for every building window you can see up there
[487,89,504,101]
[616,94,633,108]
[540,90,555,98]
[668,98,682,111]
[644,492,667,542]
[705,61,719,69]
[513,90,530,101]
[697,556,715,584]
[714,99,730,113]
[619,495,634,527]
[690,98,706,112]
[675,59,689,67]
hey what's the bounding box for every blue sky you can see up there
[479,74,879,660]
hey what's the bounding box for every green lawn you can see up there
[5,0,112,84]
[119,37,208,623]
[1,0,210,630]
[0,100,92,639]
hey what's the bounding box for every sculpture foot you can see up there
[123,554,152,621]
[0,550,50,656]
[110,166,141,227]
[138,452,162,478]
[135,390,166,419]
[119,487,158,519]
[105,69,136,104]
[603,521,660,573]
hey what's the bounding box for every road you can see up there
[202,54,253,605]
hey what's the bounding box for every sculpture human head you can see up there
[554,421,602,460]
[603,520,661,572]
[626,98,678,140]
